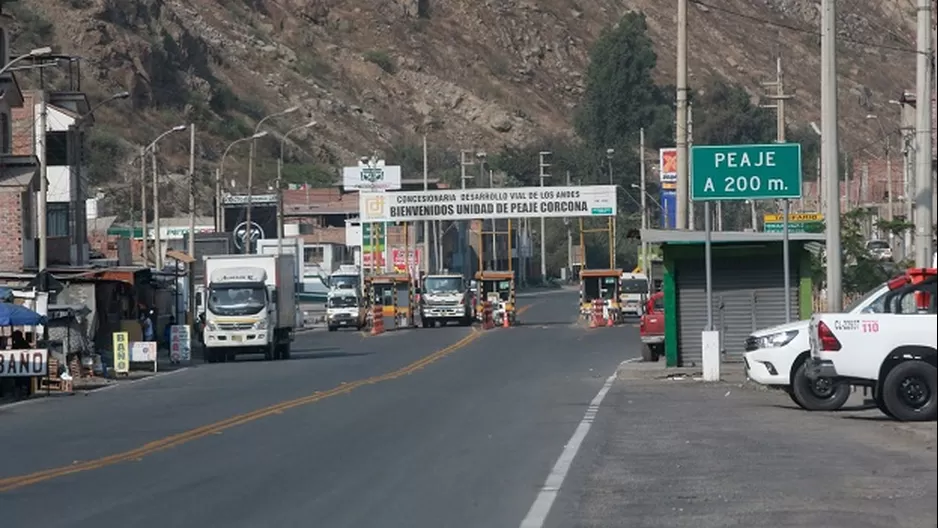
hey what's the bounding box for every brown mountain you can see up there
[4,0,921,198]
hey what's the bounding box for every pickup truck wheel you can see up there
[881,361,937,422]
[789,362,850,411]
[641,344,659,362]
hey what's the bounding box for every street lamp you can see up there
[246,105,301,253]
[865,114,895,225]
[606,148,615,184]
[144,124,187,270]
[0,46,53,76]
[217,131,269,233]
[276,120,317,255]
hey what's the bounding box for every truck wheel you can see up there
[881,360,937,422]
[264,343,276,361]
[204,349,217,364]
[328,326,337,332]
[789,361,850,411]
[641,344,659,362]
[460,316,472,326]
[280,344,292,361]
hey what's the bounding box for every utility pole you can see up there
[761,56,795,321]
[459,149,474,277]
[245,139,255,255]
[152,147,163,270]
[538,151,551,280]
[688,104,695,230]
[566,171,573,279]
[490,169,497,268]
[423,136,430,273]
[913,0,934,267]
[187,124,196,325]
[639,129,649,275]
[675,0,689,230]
[900,98,916,258]
[821,0,843,311]
[140,146,148,267]
[214,168,221,233]
[37,91,48,271]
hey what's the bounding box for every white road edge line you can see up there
[519,366,626,528]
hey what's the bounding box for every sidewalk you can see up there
[616,359,763,389]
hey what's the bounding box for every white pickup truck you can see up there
[805,269,937,421]
[744,281,895,411]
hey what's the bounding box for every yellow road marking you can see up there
[0,329,482,492]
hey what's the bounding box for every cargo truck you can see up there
[202,254,297,363]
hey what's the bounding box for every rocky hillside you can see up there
[4,0,921,190]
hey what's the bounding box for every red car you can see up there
[639,291,665,362]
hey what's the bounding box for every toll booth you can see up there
[641,229,824,368]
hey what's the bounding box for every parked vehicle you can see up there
[326,289,366,331]
[743,281,901,411]
[202,254,297,363]
[619,272,649,317]
[420,273,473,327]
[805,268,937,421]
[639,291,664,362]
[865,239,893,261]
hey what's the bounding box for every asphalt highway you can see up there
[0,290,631,527]
[2,289,934,528]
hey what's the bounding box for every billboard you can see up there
[659,148,677,185]
[223,198,278,253]
[660,190,676,229]
[359,185,617,222]
[342,159,402,191]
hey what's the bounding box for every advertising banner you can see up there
[659,148,677,184]
[359,185,617,223]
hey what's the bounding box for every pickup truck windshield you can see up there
[622,279,648,294]
[425,277,462,293]
[208,286,267,316]
[329,296,358,308]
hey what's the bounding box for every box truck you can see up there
[202,254,297,363]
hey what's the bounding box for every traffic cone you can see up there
[503,312,510,328]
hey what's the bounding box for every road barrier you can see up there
[482,302,495,330]
[590,299,605,328]
[371,305,385,336]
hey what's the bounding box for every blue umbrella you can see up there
[0,302,47,326]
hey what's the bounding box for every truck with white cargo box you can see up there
[202,254,297,363]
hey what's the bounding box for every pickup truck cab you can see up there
[744,282,894,411]
[806,268,937,421]
[639,291,664,362]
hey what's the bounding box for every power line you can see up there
[688,0,921,55]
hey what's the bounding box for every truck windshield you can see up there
[328,296,358,308]
[425,277,463,293]
[330,275,358,290]
[208,286,267,316]
[622,279,648,294]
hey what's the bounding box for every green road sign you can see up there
[691,144,802,201]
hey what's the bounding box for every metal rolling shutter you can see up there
[676,256,799,367]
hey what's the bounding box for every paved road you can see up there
[2,290,935,528]
[0,291,632,527]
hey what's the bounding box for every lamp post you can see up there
[246,105,300,253]
[218,131,268,234]
[0,46,53,76]
[145,125,187,270]
[276,121,317,256]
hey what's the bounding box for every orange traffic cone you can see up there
[503,312,510,328]
[606,312,614,327]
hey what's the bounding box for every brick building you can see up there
[0,17,40,272]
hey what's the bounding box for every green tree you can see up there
[574,12,674,149]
